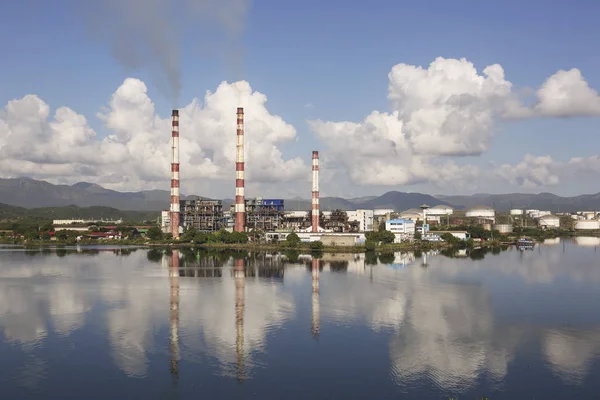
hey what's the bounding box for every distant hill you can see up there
[0,178,188,211]
[438,192,600,213]
[0,202,158,222]
[1,177,599,214]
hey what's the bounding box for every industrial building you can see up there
[229,198,285,232]
[346,209,374,232]
[180,197,224,232]
[385,218,416,243]
[465,205,496,223]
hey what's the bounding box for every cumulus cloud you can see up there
[535,69,600,117]
[308,57,600,191]
[496,154,560,188]
[0,78,306,195]
[310,109,479,188]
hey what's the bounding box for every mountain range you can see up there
[1,178,599,213]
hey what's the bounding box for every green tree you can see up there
[378,230,395,244]
[147,226,163,240]
[414,231,422,240]
[285,232,301,246]
[440,232,460,245]
[309,241,324,251]
[180,226,198,242]
[365,240,376,252]
[41,232,51,241]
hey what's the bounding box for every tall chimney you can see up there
[312,151,319,233]
[234,107,245,233]
[170,110,180,239]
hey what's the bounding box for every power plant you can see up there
[160,107,388,238]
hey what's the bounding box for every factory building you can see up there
[385,218,416,243]
[229,198,285,232]
[282,211,310,231]
[180,197,224,232]
[346,209,374,232]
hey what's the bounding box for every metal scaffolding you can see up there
[180,197,224,232]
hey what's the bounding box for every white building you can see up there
[346,209,374,232]
[538,214,560,229]
[160,210,170,233]
[436,230,471,241]
[385,219,416,243]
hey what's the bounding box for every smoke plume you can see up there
[80,0,251,105]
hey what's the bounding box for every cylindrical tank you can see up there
[574,220,600,230]
[493,224,513,234]
[510,209,524,216]
[466,206,495,218]
[574,236,600,247]
[482,223,492,231]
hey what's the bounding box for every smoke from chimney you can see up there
[170,109,180,239]
[234,107,245,232]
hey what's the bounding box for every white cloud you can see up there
[310,109,479,188]
[535,68,600,117]
[309,57,600,191]
[388,57,515,156]
[0,78,306,194]
[496,154,560,188]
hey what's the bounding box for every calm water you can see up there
[1,239,600,399]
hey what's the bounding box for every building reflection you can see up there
[311,257,320,339]
[169,250,180,381]
[234,258,246,382]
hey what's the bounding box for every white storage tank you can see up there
[575,236,600,247]
[427,205,454,216]
[510,209,524,216]
[493,224,513,234]
[538,215,560,229]
[466,205,496,218]
[574,220,600,230]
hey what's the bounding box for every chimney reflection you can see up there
[311,257,320,339]
[169,250,180,381]
[234,258,246,382]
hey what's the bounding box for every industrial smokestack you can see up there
[235,107,246,233]
[312,151,319,233]
[170,109,180,239]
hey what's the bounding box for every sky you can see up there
[1,0,600,199]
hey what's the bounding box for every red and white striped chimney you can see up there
[312,151,319,233]
[234,107,245,233]
[170,109,180,239]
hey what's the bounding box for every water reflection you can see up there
[0,240,599,397]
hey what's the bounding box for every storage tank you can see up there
[574,236,600,247]
[538,215,560,229]
[574,220,600,230]
[493,224,513,234]
[427,205,454,216]
[510,209,524,216]
[466,206,495,218]
[482,223,492,231]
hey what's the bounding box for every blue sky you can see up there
[1,0,600,197]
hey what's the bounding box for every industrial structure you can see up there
[312,151,320,232]
[235,107,246,233]
[232,198,285,232]
[170,110,181,239]
[181,197,224,232]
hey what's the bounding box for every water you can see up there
[1,239,599,399]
